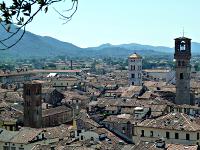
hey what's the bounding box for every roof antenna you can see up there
[182,27,185,37]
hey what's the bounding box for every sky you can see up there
[23,0,200,48]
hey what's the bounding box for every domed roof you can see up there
[129,53,142,59]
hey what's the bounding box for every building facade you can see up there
[174,37,192,105]
[128,53,142,86]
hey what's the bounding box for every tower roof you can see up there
[174,36,191,40]
[129,53,142,59]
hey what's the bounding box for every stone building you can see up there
[128,53,142,86]
[174,36,192,105]
[42,105,72,127]
[23,82,42,128]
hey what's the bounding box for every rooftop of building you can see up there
[138,113,200,132]
[129,53,142,59]
[42,105,72,117]
[103,114,136,124]
[143,69,171,73]
[10,128,43,144]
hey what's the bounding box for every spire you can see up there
[182,27,185,37]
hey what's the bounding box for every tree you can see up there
[0,0,78,50]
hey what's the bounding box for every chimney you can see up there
[70,60,73,70]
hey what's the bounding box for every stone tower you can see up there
[23,82,42,128]
[128,53,142,86]
[174,36,192,105]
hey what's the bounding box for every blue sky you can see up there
[25,0,200,48]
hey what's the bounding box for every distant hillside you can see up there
[0,25,199,60]
[93,42,199,54]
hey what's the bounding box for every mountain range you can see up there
[0,25,199,60]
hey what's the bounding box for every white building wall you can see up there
[133,127,200,145]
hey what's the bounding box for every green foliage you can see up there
[0,0,78,50]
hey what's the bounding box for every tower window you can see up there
[180,41,186,51]
[138,73,141,79]
[131,74,135,78]
[26,89,31,95]
[178,61,181,66]
[182,61,185,66]
[180,73,184,79]
[131,65,135,71]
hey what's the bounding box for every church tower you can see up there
[174,36,192,105]
[23,82,42,128]
[128,53,142,86]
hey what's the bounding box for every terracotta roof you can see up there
[10,128,43,144]
[42,105,71,117]
[103,114,135,124]
[143,69,171,73]
[166,144,198,150]
[33,69,82,73]
[138,113,200,131]
[44,124,71,139]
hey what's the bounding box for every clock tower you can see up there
[174,36,193,105]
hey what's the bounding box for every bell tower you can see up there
[174,36,192,105]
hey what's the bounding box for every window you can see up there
[141,130,144,137]
[19,148,24,150]
[132,82,134,85]
[91,137,94,141]
[175,133,179,139]
[131,65,135,71]
[81,135,84,140]
[138,73,141,79]
[36,109,39,115]
[150,131,153,137]
[182,61,185,66]
[11,147,16,150]
[178,61,181,66]
[180,42,186,51]
[186,133,190,140]
[3,146,9,150]
[131,74,135,78]
[197,133,199,140]
[26,89,31,95]
[166,132,170,139]
[180,73,184,79]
